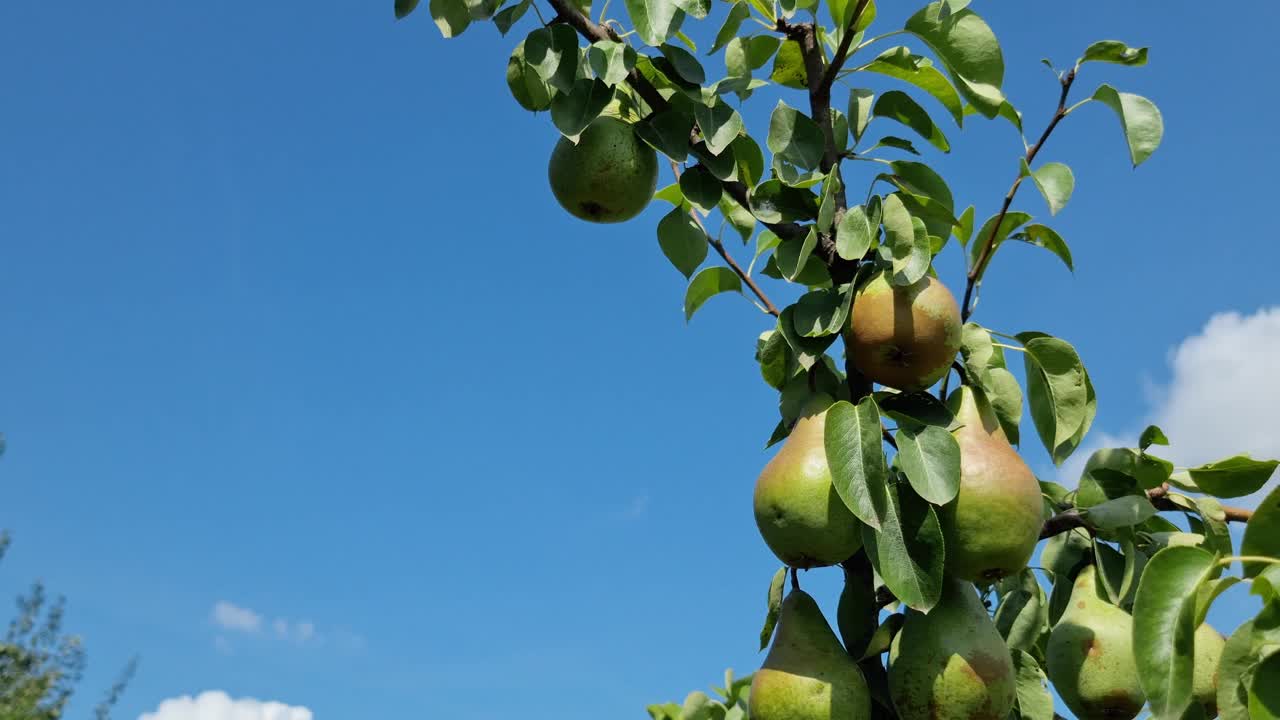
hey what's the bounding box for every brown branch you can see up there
[961,67,1077,322]
[1039,482,1255,540]
[668,160,780,316]
[820,0,872,94]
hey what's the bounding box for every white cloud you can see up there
[1059,307,1280,504]
[138,691,311,720]
[1147,307,1280,469]
[211,602,262,634]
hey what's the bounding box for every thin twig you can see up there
[1039,482,1254,540]
[667,160,780,316]
[961,68,1077,322]
[819,0,871,94]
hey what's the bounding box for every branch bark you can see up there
[1039,483,1254,540]
[961,67,1077,322]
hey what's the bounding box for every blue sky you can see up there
[1,1,1278,718]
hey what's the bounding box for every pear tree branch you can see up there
[961,67,1077,322]
[1039,483,1254,540]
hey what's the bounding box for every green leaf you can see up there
[492,0,531,33]
[1010,650,1054,720]
[755,330,791,390]
[1194,576,1241,628]
[550,78,614,137]
[749,180,818,223]
[1021,160,1074,215]
[895,425,960,505]
[1042,529,1091,577]
[861,480,945,611]
[777,305,838,370]
[768,101,825,170]
[1080,40,1149,67]
[881,195,930,286]
[890,160,956,243]
[969,211,1031,275]
[654,182,685,207]
[657,207,708,278]
[660,44,706,84]
[1139,425,1170,450]
[1187,455,1279,499]
[506,41,554,112]
[731,134,765,186]
[848,89,875,142]
[635,106,694,161]
[868,136,920,155]
[836,205,874,260]
[872,91,949,152]
[463,0,502,20]
[875,391,954,428]
[692,99,743,156]
[995,569,1048,652]
[624,0,685,46]
[816,171,842,233]
[1083,495,1157,529]
[770,40,808,90]
[772,158,824,189]
[904,3,1005,117]
[954,205,974,245]
[429,0,471,36]
[1243,484,1280,578]
[678,165,722,213]
[861,47,965,126]
[1089,84,1164,167]
[1132,545,1217,720]
[587,40,637,86]
[720,194,756,243]
[671,0,710,20]
[525,25,579,93]
[395,0,421,18]
[708,2,750,56]
[825,398,891,530]
[775,228,819,282]
[792,285,853,337]
[760,566,787,650]
[1010,224,1073,272]
[983,367,1022,445]
[1250,651,1280,719]
[1018,332,1090,465]
[1218,620,1260,720]
[684,267,742,321]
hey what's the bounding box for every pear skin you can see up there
[939,386,1043,582]
[1045,565,1145,720]
[888,577,1016,720]
[1193,623,1226,718]
[754,398,863,568]
[751,590,872,720]
[547,116,657,223]
[846,271,962,391]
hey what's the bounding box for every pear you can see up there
[754,396,863,568]
[1046,564,1145,720]
[547,116,657,224]
[846,271,962,391]
[939,386,1043,582]
[1193,623,1226,718]
[888,577,1016,720]
[751,589,872,720]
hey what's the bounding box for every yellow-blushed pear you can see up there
[846,271,963,391]
[1046,564,1145,720]
[939,386,1043,582]
[888,577,1016,720]
[753,395,863,569]
[751,589,872,720]
[547,116,657,224]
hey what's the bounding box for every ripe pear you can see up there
[846,271,962,391]
[939,386,1043,582]
[887,577,1016,720]
[547,116,657,224]
[1193,623,1226,718]
[754,396,863,568]
[751,589,872,720]
[1046,564,1145,720]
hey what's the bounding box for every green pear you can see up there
[751,590,872,720]
[547,116,657,224]
[888,577,1016,720]
[939,386,1043,582]
[1045,564,1145,720]
[754,396,864,568]
[846,271,963,391]
[1193,623,1226,718]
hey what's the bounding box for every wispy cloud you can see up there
[211,601,262,633]
[625,494,650,518]
[208,601,361,652]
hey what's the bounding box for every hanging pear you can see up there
[939,386,1043,582]
[887,577,1016,720]
[846,271,963,391]
[1046,564,1145,720]
[754,395,863,568]
[751,589,872,720]
[1193,623,1226,718]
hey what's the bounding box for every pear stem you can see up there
[789,567,801,591]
